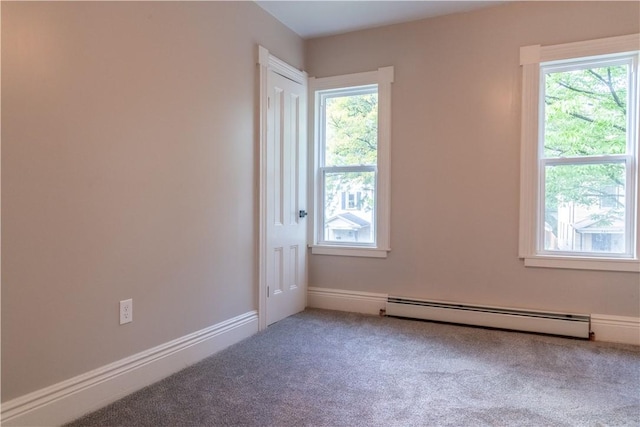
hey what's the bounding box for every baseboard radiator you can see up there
[386,296,590,339]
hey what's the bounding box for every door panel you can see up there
[266,70,307,326]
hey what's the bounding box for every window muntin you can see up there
[538,54,637,259]
[318,85,378,246]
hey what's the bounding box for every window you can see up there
[310,67,393,257]
[519,34,639,272]
[343,191,363,210]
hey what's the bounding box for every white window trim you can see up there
[519,34,640,272]
[309,67,394,258]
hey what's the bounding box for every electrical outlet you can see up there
[120,299,133,325]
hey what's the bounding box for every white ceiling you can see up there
[255,1,507,39]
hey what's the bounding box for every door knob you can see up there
[299,210,308,218]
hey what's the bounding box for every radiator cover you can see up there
[386,297,590,339]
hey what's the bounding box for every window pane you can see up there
[324,92,378,166]
[324,171,375,244]
[544,63,629,158]
[544,163,626,254]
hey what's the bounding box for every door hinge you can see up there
[267,286,270,297]
[267,97,270,109]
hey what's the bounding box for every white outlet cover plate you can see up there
[120,299,133,325]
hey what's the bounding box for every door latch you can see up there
[299,210,308,218]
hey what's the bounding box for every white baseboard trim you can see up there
[1,311,258,427]
[307,287,387,315]
[307,287,640,346]
[591,314,640,345]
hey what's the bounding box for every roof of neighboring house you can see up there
[573,210,624,233]
[326,212,371,228]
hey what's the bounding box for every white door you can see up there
[264,66,307,326]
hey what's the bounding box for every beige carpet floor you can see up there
[67,309,640,426]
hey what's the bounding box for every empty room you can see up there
[2,1,639,426]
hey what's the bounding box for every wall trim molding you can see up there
[591,314,640,346]
[307,287,387,315]
[1,311,258,426]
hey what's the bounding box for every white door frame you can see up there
[257,46,307,330]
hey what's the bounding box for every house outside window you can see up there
[519,34,639,272]
[310,67,393,258]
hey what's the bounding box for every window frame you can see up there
[309,67,394,258]
[519,34,640,272]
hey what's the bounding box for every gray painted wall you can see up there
[1,1,303,401]
[306,2,640,317]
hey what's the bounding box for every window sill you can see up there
[310,245,389,258]
[523,256,640,272]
